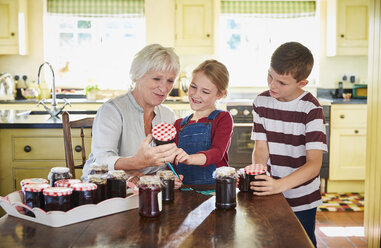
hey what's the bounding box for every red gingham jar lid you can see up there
[70,182,97,191]
[54,179,81,187]
[244,164,267,175]
[152,123,177,142]
[20,178,49,187]
[23,183,50,192]
[43,187,73,196]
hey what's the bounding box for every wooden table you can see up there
[0,186,313,247]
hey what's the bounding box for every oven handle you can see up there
[233,123,253,127]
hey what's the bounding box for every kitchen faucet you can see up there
[37,62,70,118]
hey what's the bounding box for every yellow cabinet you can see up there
[0,128,91,197]
[0,0,28,55]
[328,104,367,192]
[175,0,214,55]
[327,0,369,56]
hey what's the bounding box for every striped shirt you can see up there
[251,90,327,212]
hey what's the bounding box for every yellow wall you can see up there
[0,0,369,89]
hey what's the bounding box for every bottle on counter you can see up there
[215,167,238,210]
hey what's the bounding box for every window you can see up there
[44,0,145,90]
[218,1,320,87]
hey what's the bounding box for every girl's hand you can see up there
[174,174,184,189]
[250,175,284,196]
[174,148,192,165]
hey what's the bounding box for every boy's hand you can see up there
[250,175,284,196]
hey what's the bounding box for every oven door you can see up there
[228,123,255,168]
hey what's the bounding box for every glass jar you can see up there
[244,164,267,195]
[22,183,50,216]
[138,176,162,218]
[215,167,237,210]
[156,170,175,203]
[54,179,81,187]
[106,170,127,199]
[20,178,49,190]
[237,168,249,192]
[48,167,72,187]
[86,174,107,203]
[43,187,73,212]
[151,123,177,145]
[70,182,97,207]
[88,163,108,175]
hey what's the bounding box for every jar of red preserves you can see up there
[20,178,49,190]
[70,182,97,207]
[86,174,107,203]
[156,170,175,203]
[138,176,162,218]
[22,183,50,216]
[215,167,238,210]
[48,167,72,187]
[106,170,127,199]
[54,179,81,187]
[88,163,108,175]
[237,168,249,192]
[43,187,73,212]
[244,164,267,195]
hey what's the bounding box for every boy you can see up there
[251,42,327,247]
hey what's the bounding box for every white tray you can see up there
[0,191,139,227]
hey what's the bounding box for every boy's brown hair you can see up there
[193,60,229,96]
[271,42,314,82]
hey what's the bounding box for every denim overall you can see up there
[177,110,221,185]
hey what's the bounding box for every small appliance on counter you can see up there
[0,73,15,100]
[352,84,367,99]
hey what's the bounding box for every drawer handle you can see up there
[354,130,359,134]
[24,145,31,152]
[340,114,345,119]
[75,145,82,152]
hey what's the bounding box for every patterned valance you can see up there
[47,0,145,17]
[221,1,316,18]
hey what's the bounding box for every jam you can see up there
[88,163,108,175]
[22,183,50,216]
[138,176,162,218]
[54,179,81,187]
[156,170,175,203]
[237,168,249,192]
[43,187,73,212]
[48,167,72,187]
[70,183,97,207]
[151,123,177,145]
[215,167,237,210]
[86,174,107,203]
[106,170,127,199]
[244,164,267,195]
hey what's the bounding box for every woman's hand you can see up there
[135,134,179,168]
[174,174,184,189]
[250,175,284,196]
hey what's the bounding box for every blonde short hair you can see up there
[130,44,180,82]
[193,60,229,96]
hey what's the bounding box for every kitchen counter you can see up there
[0,186,313,247]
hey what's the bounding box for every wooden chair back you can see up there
[62,111,94,178]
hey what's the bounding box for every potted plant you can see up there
[85,84,99,100]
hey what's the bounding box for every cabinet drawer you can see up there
[331,106,367,127]
[13,136,91,161]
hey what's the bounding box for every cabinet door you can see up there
[175,0,213,54]
[0,0,17,47]
[329,127,366,180]
[13,168,52,191]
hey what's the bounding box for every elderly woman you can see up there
[82,44,182,186]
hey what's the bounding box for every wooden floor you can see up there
[316,211,367,248]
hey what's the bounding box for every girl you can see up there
[173,60,233,185]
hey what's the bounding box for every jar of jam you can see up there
[22,183,50,216]
[54,179,81,187]
[244,164,267,195]
[138,176,162,218]
[107,170,127,199]
[20,178,49,190]
[88,162,108,175]
[48,167,72,187]
[151,123,177,145]
[43,187,73,212]
[86,174,107,203]
[237,168,249,192]
[70,182,97,207]
[215,167,237,210]
[156,170,175,203]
